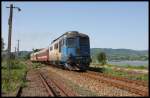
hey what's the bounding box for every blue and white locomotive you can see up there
[30,31,91,71]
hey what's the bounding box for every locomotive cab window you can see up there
[62,39,64,46]
[59,40,61,52]
[67,38,76,48]
[54,43,58,49]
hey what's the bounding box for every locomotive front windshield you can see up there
[80,37,89,46]
[79,37,90,56]
[67,38,76,47]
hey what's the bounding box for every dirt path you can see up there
[20,62,49,96]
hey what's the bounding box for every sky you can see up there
[2,2,148,51]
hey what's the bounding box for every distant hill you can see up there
[2,50,32,60]
[2,49,148,62]
[18,51,32,58]
[13,49,149,61]
[90,48,148,62]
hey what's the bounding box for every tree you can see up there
[32,48,40,53]
[97,52,107,65]
[24,53,31,60]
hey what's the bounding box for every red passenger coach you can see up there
[36,48,49,62]
[30,52,37,62]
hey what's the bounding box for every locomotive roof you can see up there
[35,47,48,54]
[51,31,89,44]
[67,31,89,37]
[31,47,48,55]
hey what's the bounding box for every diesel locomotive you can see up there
[30,31,91,71]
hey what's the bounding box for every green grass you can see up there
[122,64,148,70]
[103,67,148,81]
[103,68,129,77]
[32,62,45,69]
[91,63,148,70]
[2,59,27,95]
[89,64,148,82]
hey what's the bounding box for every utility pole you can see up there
[17,40,20,56]
[6,4,21,92]
[7,4,13,56]
[14,46,16,58]
[14,47,16,53]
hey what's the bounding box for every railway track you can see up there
[20,62,148,96]
[17,61,78,97]
[80,71,148,96]
[38,70,78,97]
[42,64,149,96]
[39,72,55,96]
[18,69,77,97]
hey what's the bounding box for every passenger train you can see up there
[30,31,91,71]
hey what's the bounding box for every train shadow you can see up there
[74,67,105,73]
[88,66,105,73]
[75,70,87,72]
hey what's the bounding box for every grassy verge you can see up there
[105,63,148,70]
[120,64,148,70]
[89,64,148,82]
[2,59,27,96]
[91,63,148,70]
[103,67,148,81]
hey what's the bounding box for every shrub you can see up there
[97,52,107,65]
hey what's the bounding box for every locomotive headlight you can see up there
[67,53,75,64]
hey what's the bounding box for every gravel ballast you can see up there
[45,66,139,96]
